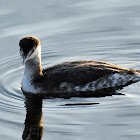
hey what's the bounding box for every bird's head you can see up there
[19,36,41,64]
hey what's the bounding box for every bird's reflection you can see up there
[22,95,44,140]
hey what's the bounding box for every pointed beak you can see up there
[23,56,27,64]
[20,49,26,64]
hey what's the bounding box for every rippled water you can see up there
[1,0,140,140]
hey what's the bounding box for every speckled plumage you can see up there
[34,60,139,98]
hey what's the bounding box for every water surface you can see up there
[0,0,140,140]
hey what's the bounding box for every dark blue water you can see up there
[0,0,140,139]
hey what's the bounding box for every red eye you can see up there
[29,48,35,57]
[31,49,35,54]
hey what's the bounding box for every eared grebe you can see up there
[19,36,140,98]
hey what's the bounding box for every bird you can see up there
[19,36,140,98]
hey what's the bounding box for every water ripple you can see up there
[0,55,24,113]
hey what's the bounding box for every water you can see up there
[0,0,140,139]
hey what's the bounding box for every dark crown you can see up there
[19,36,40,56]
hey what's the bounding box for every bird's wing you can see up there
[42,60,134,88]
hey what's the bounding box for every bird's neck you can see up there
[24,56,43,79]
[22,56,43,94]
